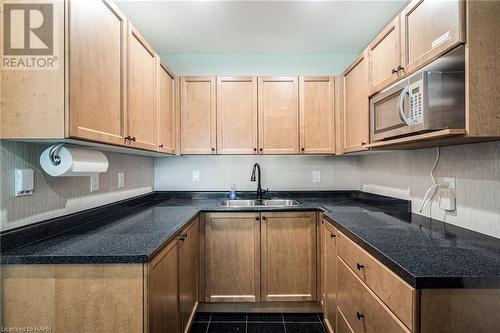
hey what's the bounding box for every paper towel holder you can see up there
[48,143,65,166]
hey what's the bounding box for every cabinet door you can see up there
[401,0,465,74]
[216,77,258,154]
[149,240,179,333]
[157,61,176,154]
[299,77,335,154]
[261,212,316,301]
[323,222,338,332]
[179,218,199,333]
[369,16,402,94]
[343,50,369,153]
[258,77,299,154]
[180,77,217,154]
[69,0,126,145]
[127,24,157,150]
[205,213,261,302]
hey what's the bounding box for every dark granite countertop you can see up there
[1,191,499,289]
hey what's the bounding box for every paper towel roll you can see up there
[40,146,109,177]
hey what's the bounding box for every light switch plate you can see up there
[117,172,125,188]
[312,171,321,183]
[192,170,200,183]
[90,174,99,192]
[15,169,34,197]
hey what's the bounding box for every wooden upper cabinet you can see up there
[258,77,299,154]
[127,25,157,151]
[216,77,258,154]
[401,0,465,74]
[299,77,335,154]
[69,0,126,145]
[205,213,261,302]
[343,50,369,153]
[181,77,217,154]
[369,16,402,95]
[157,61,176,154]
[261,212,317,302]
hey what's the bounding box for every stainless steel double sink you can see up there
[221,199,301,208]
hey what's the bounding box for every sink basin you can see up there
[220,199,259,207]
[221,199,301,207]
[261,199,301,207]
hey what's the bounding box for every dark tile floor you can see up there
[190,312,327,333]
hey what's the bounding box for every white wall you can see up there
[0,142,154,231]
[155,155,360,192]
[359,141,500,238]
[154,141,500,239]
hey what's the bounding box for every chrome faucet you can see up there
[250,163,267,199]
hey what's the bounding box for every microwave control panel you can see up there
[408,81,423,125]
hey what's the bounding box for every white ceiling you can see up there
[115,0,409,55]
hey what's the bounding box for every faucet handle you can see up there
[263,188,269,193]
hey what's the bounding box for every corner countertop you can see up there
[1,191,499,289]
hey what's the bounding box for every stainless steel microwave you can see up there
[370,70,465,141]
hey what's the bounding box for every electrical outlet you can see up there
[192,170,200,183]
[117,172,125,188]
[15,169,34,197]
[90,174,99,192]
[439,177,456,211]
[312,171,321,183]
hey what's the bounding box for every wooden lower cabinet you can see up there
[1,264,144,332]
[337,228,416,331]
[179,218,199,333]
[148,217,199,333]
[337,258,410,333]
[323,220,338,332]
[205,212,261,302]
[148,239,180,333]
[337,308,355,333]
[261,211,317,302]
[204,211,317,303]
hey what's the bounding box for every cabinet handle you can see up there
[159,144,164,148]
[356,263,364,270]
[253,148,257,152]
[361,141,367,145]
[211,147,216,152]
[397,65,405,72]
[131,136,136,142]
[301,148,305,152]
[179,235,186,241]
[125,135,133,141]
[262,216,267,221]
[259,148,263,152]
[256,217,260,221]
[356,312,364,320]
[391,68,398,74]
[330,233,336,239]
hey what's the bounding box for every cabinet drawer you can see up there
[337,258,410,333]
[337,232,415,331]
[336,308,354,333]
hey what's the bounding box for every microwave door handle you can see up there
[398,86,410,126]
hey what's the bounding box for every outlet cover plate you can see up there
[312,171,321,183]
[192,170,200,183]
[90,174,99,192]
